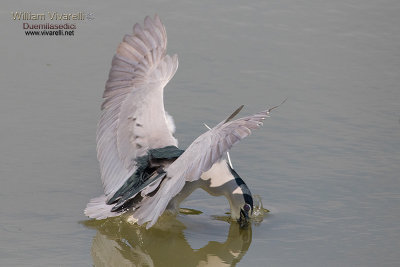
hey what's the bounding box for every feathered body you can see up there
[85,15,278,229]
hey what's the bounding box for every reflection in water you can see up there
[83,215,252,267]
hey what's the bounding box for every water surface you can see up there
[1,0,399,266]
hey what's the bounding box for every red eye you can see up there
[244,204,251,212]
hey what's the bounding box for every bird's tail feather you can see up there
[84,195,125,220]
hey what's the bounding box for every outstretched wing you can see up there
[97,15,178,201]
[133,107,276,228]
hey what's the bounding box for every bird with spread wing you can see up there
[85,15,283,229]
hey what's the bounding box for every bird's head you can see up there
[227,165,254,228]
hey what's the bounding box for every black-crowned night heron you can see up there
[85,15,282,229]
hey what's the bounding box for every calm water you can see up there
[1,0,399,266]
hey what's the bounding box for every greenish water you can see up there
[1,0,400,266]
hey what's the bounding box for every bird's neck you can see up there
[200,160,252,219]
[199,160,244,197]
[168,160,250,219]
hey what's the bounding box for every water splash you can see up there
[211,195,269,226]
[251,195,270,225]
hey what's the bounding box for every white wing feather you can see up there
[133,108,272,228]
[97,15,178,201]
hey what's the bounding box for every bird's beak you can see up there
[238,208,250,228]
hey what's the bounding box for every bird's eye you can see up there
[243,204,251,212]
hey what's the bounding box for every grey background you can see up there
[1,0,399,266]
